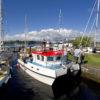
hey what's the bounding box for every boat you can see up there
[0,0,11,87]
[17,41,81,98]
[0,54,11,87]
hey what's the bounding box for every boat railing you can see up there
[45,61,62,70]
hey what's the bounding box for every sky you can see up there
[2,0,100,40]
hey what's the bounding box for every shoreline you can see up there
[81,64,100,84]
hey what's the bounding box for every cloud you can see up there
[5,28,80,41]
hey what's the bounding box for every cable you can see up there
[85,17,96,47]
[79,0,97,46]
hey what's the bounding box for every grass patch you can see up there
[67,53,100,68]
[85,54,100,68]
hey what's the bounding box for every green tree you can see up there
[72,36,91,47]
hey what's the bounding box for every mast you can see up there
[59,9,62,33]
[94,0,100,47]
[24,14,28,49]
[0,0,4,50]
[59,9,64,42]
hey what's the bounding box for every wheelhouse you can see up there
[31,50,64,69]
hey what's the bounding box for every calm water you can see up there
[0,53,100,100]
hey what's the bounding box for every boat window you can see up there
[56,56,61,61]
[41,56,44,61]
[37,55,40,60]
[47,57,53,61]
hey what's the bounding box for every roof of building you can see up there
[32,50,64,56]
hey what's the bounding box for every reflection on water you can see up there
[0,53,100,100]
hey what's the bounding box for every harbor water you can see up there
[0,53,100,100]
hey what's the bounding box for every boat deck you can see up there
[28,60,71,70]
[28,61,61,70]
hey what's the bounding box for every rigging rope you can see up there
[85,17,96,47]
[79,0,97,46]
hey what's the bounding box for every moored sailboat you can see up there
[0,0,11,88]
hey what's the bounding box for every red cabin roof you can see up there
[32,50,64,56]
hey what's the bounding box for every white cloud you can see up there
[5,28,80,41]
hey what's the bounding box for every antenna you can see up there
[0,0,4,50]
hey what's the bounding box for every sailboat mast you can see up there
[0,0,3,50]
[94,0,100,47]
[59,9,65,42]
[59,9,62,33]
[24,15,28,49]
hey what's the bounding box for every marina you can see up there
[0,0,100,100]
